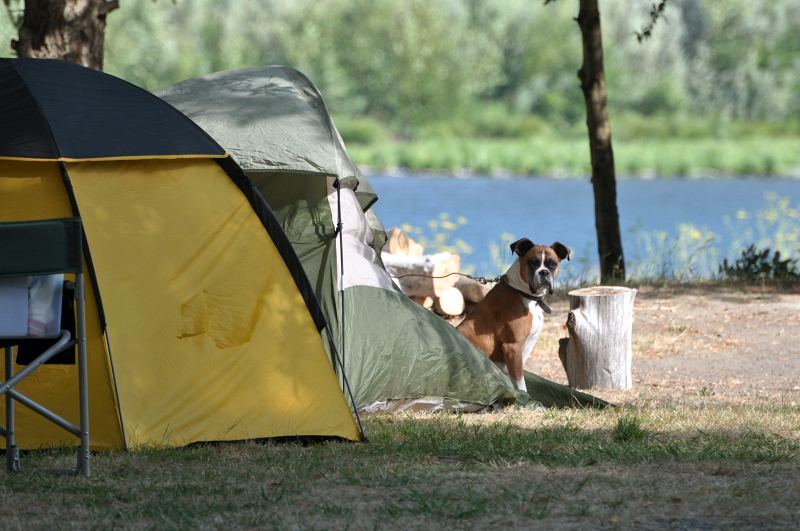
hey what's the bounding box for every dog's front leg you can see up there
[502,343,527,392]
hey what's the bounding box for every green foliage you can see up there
[349,136,800,178]
[93,0,800,136]
[0,0,16,55]
[315,0,502,129]
[718,245,800,282]
[334,116,388,145]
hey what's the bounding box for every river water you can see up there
[367,175,800,280]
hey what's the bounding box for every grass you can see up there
[347,136,800,178]
[1,401,798,529]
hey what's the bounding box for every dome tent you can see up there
[0,58,363,449]
[158,66,606,411]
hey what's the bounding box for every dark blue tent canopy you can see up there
[0,58,225,160]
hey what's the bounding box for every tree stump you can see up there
[558,286,637,389]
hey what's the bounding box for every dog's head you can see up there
[509,238,570,296]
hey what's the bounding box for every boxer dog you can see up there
[457,238,570,392]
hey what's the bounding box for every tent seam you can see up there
[9,61,63,159]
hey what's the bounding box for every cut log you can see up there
[558,286,637,390]
[454,276,495,303]
[410,296,434,310]
[381,252,461,297]
[386,227,424,256]
[433,287,465,316]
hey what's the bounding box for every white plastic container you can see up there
[26,274,64,337]
[0,274,63,338]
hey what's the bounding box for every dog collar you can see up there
[500,275,552,314]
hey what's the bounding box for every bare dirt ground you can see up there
[510,284,800,530]
[528,283,800,405]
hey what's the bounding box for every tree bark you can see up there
[576,0,625,282]
[11,0,119,70]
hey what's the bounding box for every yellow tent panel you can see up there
[68,159,360,446]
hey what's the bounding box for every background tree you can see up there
[547,0,624,281]
[577,0,624,281]
[3,0,119,69]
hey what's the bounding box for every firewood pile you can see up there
[381,228,493,320]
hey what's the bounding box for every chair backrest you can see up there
[0,218,83,278]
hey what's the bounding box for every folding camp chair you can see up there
[0,218,89,476]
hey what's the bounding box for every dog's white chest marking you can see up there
[510,296,544,393]
[521,296,544,366]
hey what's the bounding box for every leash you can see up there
[393,271,502,284]
[393,272,552,314]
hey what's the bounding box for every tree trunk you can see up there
[558,286,636,389]
[11,0,119,70]
[576,0,625,282]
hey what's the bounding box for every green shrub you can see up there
[718,245,800,282]
[334,116,388,145]
[468,104,550,139]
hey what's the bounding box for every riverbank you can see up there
[348,136,800,178]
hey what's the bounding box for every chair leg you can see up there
[5,346,19,473]
[76,273,90,477]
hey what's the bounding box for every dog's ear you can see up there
[510,238,535,257]
[551,242,571,261]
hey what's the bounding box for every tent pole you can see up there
[332,178,366,440]
[334,178,346,381]
[324,326,366,440]
[333,177,347,378]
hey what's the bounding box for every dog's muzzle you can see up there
[538,269,554,294]
[527,265,554,295]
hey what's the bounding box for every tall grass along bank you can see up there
[348,137,800,179]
